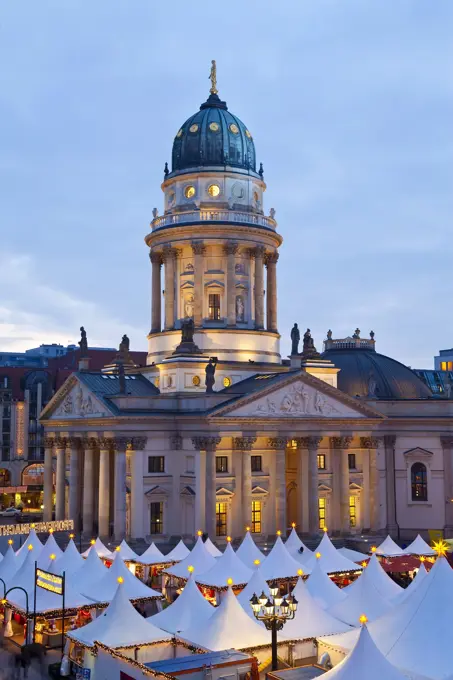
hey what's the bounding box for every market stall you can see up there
[237,568,270,619]
[82,537,113,559]
[259,535,302,585]
[53,538,85,576]
[303,534,362,582]
[148,575,214,634]
[305,561,346,610]
[236,530,265,567]
[164,536,217,595]
[195,541,253,603]
[284,526,313,563]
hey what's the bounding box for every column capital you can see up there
[82,436,99,450]
[251,245,266,259]
[440,436,453,450]
[233,436,257,451]
[223,242,239,256]
[360,436,382,449]
[331,436,353,449]
[264,251,279,266]
[149,250,162,266]
[297,436,323,450]
[54,436,68,450]
[99,436,114,450]
[192,436,221,452]
[170,434,183,450]
[111,436,132,451]
[44,436,55,449]
[131,436,147,451]
[191,241,206,256]
[383,435,397,447]
[268,436,288,449]
[67,436,81,449]
[162,245,177,262]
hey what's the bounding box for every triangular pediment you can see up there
[40,375,110,421]
[216,487,234,498]
[403,447,433,459]
[211,372,383,421]
[251,486,268,496]
[145,485,169,497]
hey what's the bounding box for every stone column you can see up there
[293,439,309,533]
[113,437,128,541]
[224,242,238,327]
[55,437,67,521]
[268,437,288,533]
[192,436,221,538]
[384,435,398,535]
[43,436,54,522]
[265,252,279,332]
[360,437,381,532]
[98,437,111,539]
[441,437,453,537]
[331,437,353,534]
[68,437,80,527]
[253,246,265,330]
[82,437,97,537]
[130,437,146,540]
[163,245,176,330]
[233,436,257,530]
[300,437,323,535]
[150,251,162,333]
[192,241,206,327]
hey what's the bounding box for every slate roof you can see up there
[77,372,159,397]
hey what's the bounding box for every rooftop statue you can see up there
[205,357,217,393]
[79,326,88,358]
[290,323,300,355]
[209,59,218,95]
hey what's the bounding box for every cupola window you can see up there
[229,123,239,134]
[184,186,196,199]
[208,184,220,197]
[209,122,219,132]
[189,124,199,133]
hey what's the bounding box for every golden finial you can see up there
[209,60,218,95]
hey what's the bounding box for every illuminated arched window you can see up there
[411,462,427,502]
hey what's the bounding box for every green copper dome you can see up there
[170,93,257,176]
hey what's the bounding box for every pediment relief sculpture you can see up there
[246,382,359,418]
[54,385,107,419]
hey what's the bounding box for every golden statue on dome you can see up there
[209,59,218,95]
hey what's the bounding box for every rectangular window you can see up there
[348,453,356,470]
[251,455,262,472]
[150,502,163,534]
[317,454,326,470]
[216,456,228,473]
[148,456,165,473]
[318,498,326,530]
[208,293,221,320]
[349,496,356,527]
[252,500,262,533]
[216,502,227,536]
[186,455,194,473]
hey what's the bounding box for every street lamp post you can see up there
[250,586,298,671]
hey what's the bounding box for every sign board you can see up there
[0,519,74,537]
[0,486,27,494]
[36,568,64,595]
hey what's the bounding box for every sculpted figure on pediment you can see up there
[252,383,343,417]
[55,384,106,418]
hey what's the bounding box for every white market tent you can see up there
[337,547,367,564]
[392,563,428,606]
[259,537,302,581]
[0,550,3,563]
[204,537,222,557]
[282,578,352,641]
[237,568,271,619]
[53,539,85,576]
[165,537,216,579]
[403,534,436,557]
[148,576,214,634]
[305,561,346,610]
[38,533,63,565]
[0,546,19,583]
[196,543,252,589]
[15,529,43,566]
[135,543,166,566]
[165,540,190,563]
[343,555,402,601]
[321,624,409,680]
[112,540,139,562]
[181,586,278,651]
[74,543,108,593]
[82,537,113,559]
[303,534,361,575]
[285,528,313,562]
[236,531,265,567]
[67,583,171,648]
[319,557,453,680]
[374,535,404,557]
[81,552,162,604]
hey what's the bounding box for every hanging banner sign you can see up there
[0,519,74,537]
[36,568,64,595]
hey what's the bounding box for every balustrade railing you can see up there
[151,209,276,231]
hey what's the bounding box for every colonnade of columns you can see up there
[43,435,147,540]
[149,241,279,333]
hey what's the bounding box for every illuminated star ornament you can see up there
[433,539,448,557]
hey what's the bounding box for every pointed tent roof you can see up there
[374,535,404,557]
[303,534,361,575]
[5,546,36,591]
[38,533,63,566]
[196,543,252,589]
[0,546,19,583]
[67,583,171,648]
[204,537,222,557]
[112,540,139,562]
[282,578,352,641]
[148,576,214,634]
[403,534,436,557]
[259,537,302,581]
[0,550,3,562]
[322,624,408,680]
[74,542,108,592]
[285,528,313,562]
[337,547,368,564]
[81,552,162,604]
[165,540,190,563]
[135,542,166,565]
[237,568,271,618]
[343,554,402,601]
[236,531,265,567]
[329,561,394,626]
[165,537,216,579]
[53,539,85,576]
[392,563,428,606]
[306,561,346,610]
[15,529,43,565]
[180,586,278,651]
[82,537,113,559]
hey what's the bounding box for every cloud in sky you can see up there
[0,0,452,366]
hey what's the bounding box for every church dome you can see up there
[322,336,433,400]
[171,93,256,176]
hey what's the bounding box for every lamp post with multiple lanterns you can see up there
[250,586,298,671]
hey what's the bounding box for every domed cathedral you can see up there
[40,65,453,548]
[145,60,281,374]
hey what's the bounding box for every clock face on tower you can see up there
[184,186,196,199]
[208,184,220,197]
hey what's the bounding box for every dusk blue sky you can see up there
[1,1,452,367]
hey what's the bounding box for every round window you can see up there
[209,122,219,132]
[223,376,232,388]
[192,375,201,387]
[229,123,239,134]
[189,124,199,133]
[176,129,183,138]
[185,186,196,199]
[245,129,252,139]
[208,184,220,197]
